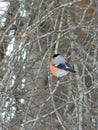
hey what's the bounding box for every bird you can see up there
[50,54,76,77]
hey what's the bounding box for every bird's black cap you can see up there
[53,54,60,58]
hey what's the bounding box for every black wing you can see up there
[53,63,66,70]
[53,63,76,73]
[65,61,71,68]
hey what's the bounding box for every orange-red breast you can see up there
[50,54,76,77]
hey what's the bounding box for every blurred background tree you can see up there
[0,0,98,130]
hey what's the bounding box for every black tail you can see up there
[69,68,76,73]
[66,67,76,73]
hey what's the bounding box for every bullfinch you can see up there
[50,54,76,77]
